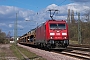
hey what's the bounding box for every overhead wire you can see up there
[59,0,67,5]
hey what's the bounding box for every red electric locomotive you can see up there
[35,20,69,49]
[18,10,69,49]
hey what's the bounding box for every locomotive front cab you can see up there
[47,20,69,48]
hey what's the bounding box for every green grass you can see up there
[10,44,46,60]
[10,44,24,60]
[0,52,6,60]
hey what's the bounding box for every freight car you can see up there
[18,20,69,49]
[18,29,36,45]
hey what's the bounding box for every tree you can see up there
[0,29,7,43]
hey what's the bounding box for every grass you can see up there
[10,44,24,60]
[10,44,46,60]
[69,40,79,44]
[0,52,6,60]
[0,47,6,60]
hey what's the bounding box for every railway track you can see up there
[52,45,90,60]
[31,44,90,60]
[60,50,90,60]
[19,43,90,60]
[68,44,90,52]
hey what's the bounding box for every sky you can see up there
[0,0,71,11]
[0,0,90,37]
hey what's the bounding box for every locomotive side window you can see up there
[50,23,66,29]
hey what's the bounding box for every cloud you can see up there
[1,3,89,25]
[46,4,59,10]
[9,24,13,28]
[0,23,6,26]
[0,3,90,36]
[46,3,90,21]
[17,25,24,28]
[45,4,68,20]
[0,5,35,23]
[67,3,90,13]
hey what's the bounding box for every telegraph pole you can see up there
[87,13,90,21]
[78,12,82,44]
[67,9,70,23]
[14,13,17,45]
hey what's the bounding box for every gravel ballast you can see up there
[18,44,81,60]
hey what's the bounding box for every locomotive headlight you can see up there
[63,37,67,39]
[50,37,53,39]
[62,33,67,35]
[28,39,30,40]
[50,33,55,35]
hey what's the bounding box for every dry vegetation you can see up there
[69,22,90,45]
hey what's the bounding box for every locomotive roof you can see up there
[46,20,66,23]
[48,20,66,21]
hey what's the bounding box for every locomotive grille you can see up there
[54,40,64,47]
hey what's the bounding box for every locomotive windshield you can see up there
[50,23,66,29]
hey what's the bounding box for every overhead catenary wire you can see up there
[59,0,67,5]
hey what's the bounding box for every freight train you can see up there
[18,20,69,49]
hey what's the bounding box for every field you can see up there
[0,44,46,60]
